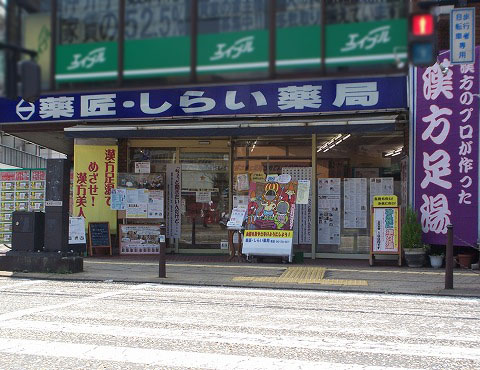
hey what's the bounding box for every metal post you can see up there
[445,224,453,289]
[159,241,166,278]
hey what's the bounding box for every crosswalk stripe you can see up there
[0,337,412,370]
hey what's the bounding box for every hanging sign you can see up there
[73,145,118,233]
[166,164,181,238]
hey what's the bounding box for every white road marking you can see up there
[0,283,153,321]
[0,279,43,291]
[0,319,478,361]
[0,338,414,370]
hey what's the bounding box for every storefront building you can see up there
[1,0,410,259]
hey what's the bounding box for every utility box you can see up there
[12,211,45,252]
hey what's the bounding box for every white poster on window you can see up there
[166,164,181,238]
[148,190,164,219]
[233,195,249,209]
[196,191,211,203]
[369,177,394,208]
[296,180,310,205]
[318,179,341,245]
[282,167,312,244]
[69,217,86,245]
[135,161,150,174]
[344,178,367,229]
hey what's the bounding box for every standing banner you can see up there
[73,145,118,233]
[413,48,479,245]
[243,181,297,261]
[166,164,181,239]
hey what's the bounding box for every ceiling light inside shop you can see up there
[318,134,351,153]
[384,147,403,157]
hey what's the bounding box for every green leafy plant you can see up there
[402,207,422,249]
[425,244,444,256]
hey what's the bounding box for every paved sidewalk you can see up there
[0,253,479,298]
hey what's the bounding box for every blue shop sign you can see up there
[0,76,407,124]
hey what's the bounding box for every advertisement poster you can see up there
[69,217,86,245]
[236,173,249,191]
[73,145,118,233]
[282,167,312,244]
[344,178,367,229]
[166,164,181,238]
[110,188,126,211]
[296,180,311,205]
[318,178,341,245]
[369,178,394,208]
[243,181,297,261]
[413,48,479,245]
[195,191,211,203]
[126,203,148,219]
[372,207,399,253]
[227,207,247,229]
[134,161,151,174]
[120,224,163,254]
[148,190,164,219]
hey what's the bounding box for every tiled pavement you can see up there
[1,250,479,298]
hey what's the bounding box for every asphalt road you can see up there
[0,277,479,369]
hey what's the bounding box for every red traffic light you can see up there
[411,14,434,36]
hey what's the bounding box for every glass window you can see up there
[276,0,321,74]
[56,0,120,87]
[123,0,191,85]
[325,0,407,73]
[197,0,269,82]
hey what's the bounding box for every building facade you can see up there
[1,0,412,258]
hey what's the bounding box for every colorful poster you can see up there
[73,145,118,233]
[110,188,126,211]
[372,207,399,253]
[166,164,181,238]
[413,48,479,245]
[120,224,163,254]
[246,181,297,231]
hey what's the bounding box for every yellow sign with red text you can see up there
[73,145,118,233]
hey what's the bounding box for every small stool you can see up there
[227,228,244,262]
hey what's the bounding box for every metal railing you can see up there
[0,144,46,168]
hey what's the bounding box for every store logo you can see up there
[210,36,254,61]
[67,47,106,71]
[16,99,35,121]
[340,25,391,53]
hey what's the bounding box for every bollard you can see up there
[159,241,166,278]
[445,224,453,289]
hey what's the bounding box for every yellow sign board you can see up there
[73,145,118,233]
[250,172,266,183]
[373,195,398,207]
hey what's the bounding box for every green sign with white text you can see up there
[197,30,269,74]
[326,19,407,66]
[56,42,118,82]
[276,25,321,69]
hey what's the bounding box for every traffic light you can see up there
[409,12,437,67]
[17,59,41,103]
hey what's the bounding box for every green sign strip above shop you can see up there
[55,19,407,82]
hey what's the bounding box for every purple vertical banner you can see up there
[414,48,479,245]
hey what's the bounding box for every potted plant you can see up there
[402,207,426,267]
[426,244,444,269]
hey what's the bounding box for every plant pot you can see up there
[457,254,473,269]
[404,248,426,268]
[429,255,443,269]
